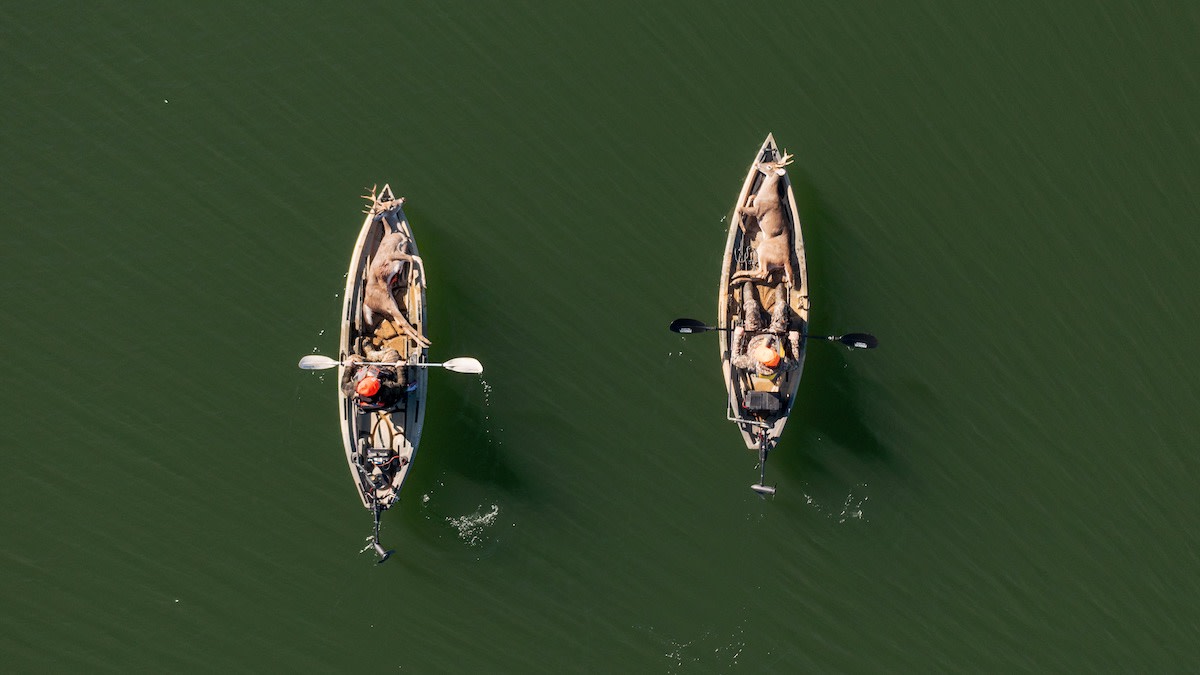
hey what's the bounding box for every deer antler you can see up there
[777,152,794,168]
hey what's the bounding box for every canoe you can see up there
[338,184,428,522]
[717,134,810,491]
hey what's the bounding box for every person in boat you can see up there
[731,281,802,377]
[731,330,801,378]
[341,343,411,411]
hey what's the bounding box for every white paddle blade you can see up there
[298,355,341,370]
[441,357,484,374]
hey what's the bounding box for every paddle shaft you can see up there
[690,325,857,341]
[669,318,875,348]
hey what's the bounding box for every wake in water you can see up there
[801,483,870,523]
[637,622,748,672]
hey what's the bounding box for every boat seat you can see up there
[741,390,782,413]
[387,394,408,414]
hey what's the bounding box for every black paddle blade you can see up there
[669,318,712,334]
[836,333,878,350]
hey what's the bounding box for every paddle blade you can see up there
[441,357,484,374]
[751,483,777,496]
[669,318,712,334]
[836,333,878,350]
[298,355,341,370]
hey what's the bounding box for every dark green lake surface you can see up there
[3,1,1199,671]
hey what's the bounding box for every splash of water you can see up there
[837,489,869,523]
[446,504,500,547]
[357,535,377,555]
[479,379,503,445]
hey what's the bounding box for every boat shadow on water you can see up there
[782,345,893,473]
[398,383,528,498]
[768,172,898,493]
[384,381,552,550]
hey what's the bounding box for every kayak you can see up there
[337,184,428,521]
[717,134,810,493]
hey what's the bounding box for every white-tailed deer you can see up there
[361,188,431,348]
[732,153,795,287]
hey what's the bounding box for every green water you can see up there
[3,1,1199,671]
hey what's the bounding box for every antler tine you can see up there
[778,151,794,167]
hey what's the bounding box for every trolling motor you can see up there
[370,503,394,564]
[353,448,396,563]
[750,431,777,497]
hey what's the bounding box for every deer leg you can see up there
[391,315,430,349]
[379,286,430,349]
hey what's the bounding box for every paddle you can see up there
[297,354,484,374]
[668,318,878,350]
